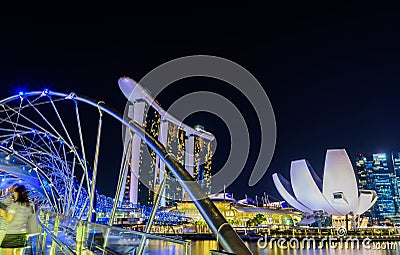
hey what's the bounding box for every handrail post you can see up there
[50,214,60,255]
[137,175,167,254]
[36,210,44,253]
[41,213,50,254]
[76,221,85,255]
[36,210,76,255]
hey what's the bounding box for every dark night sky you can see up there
[1,5,400,200]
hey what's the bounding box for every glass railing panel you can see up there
[37,209,191,255]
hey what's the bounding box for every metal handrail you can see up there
[36,211,75,255]
[38,209,190,255]
[42,209,189,246]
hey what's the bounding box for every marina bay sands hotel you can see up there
[118,78,214,207]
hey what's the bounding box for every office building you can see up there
[355,153,397,222]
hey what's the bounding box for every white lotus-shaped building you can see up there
[272,149,377,216]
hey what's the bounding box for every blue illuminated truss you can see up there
[0,90,115,218]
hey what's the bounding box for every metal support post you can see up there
[41,213,50,254]
[76,221,86,255]
[109,133,133,226]
[137,176,167,255]
[88,103,104,222]
[50,214,60,255]
[36,210,44,252]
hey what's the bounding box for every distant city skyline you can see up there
[356,152,400,223]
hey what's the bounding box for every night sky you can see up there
[1,5,400,200]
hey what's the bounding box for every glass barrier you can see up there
[37,209,191,255]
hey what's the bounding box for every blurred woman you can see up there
[0,185,32,255]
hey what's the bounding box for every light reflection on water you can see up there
[144,239,186,255]
[190,240,400,255]
[144,240,400,255]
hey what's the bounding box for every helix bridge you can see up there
[0,83,252,255]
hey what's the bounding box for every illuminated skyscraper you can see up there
[165,123,186,201]
[121,102,213,207]
[181,128,213,201]
[391,152,400,214]
[119,101,160,206]
[158,122,213,204]
[139,104,161,206]
[355,153,397,222]
[355,154,375,191]
[118,77,215,207]
[157,121,186,203]
[192,125,212,195]
[119,101,146,206]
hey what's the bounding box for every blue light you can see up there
[18,91,24,96]
[41,89,50,96]
[66,92,76,100]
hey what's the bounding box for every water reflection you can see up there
[144,239,188,254]
[190,240,218,255]
[187,240,400,255]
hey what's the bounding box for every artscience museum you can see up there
[272,149,377,217]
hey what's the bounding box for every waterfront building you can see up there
[174,193,302,232]
[272,149,377,219]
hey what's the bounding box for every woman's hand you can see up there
[0,209,14,222]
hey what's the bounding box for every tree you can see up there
[254,214,266,225]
